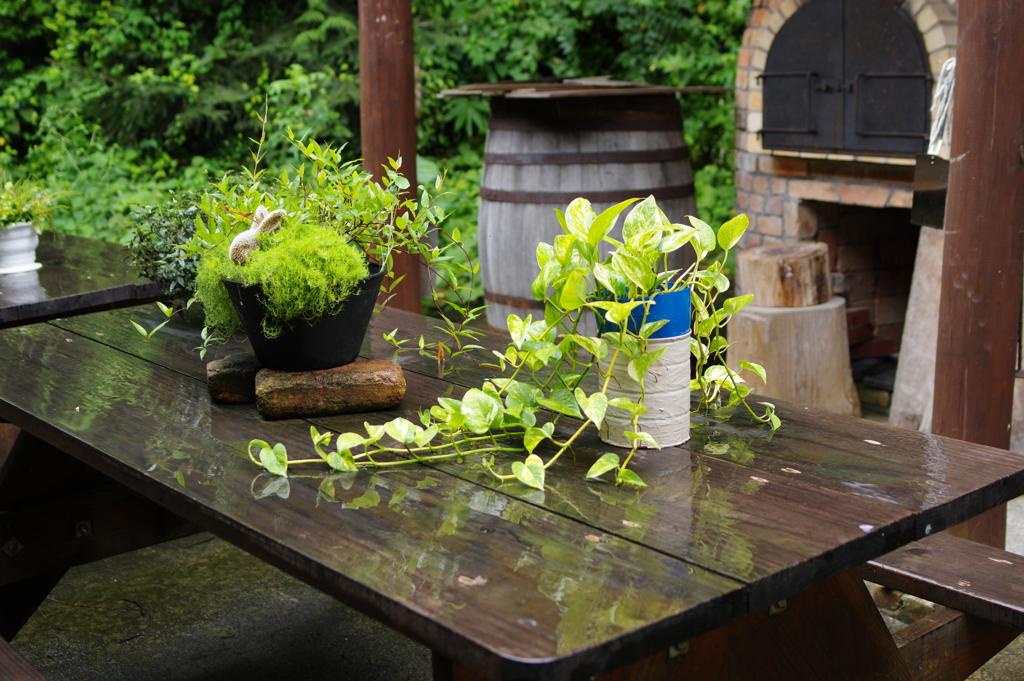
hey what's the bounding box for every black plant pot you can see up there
[223,263,386,372]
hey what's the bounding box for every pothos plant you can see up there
[250,196,780,490]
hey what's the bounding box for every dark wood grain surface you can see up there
[0,636,47,681]
[0,232,166,328]
[7,307,1024,679]
[863,532,1024,630]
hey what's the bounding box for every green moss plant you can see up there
[195,219,368,339]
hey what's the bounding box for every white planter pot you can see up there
[0,222,42,274]
[598,332,691,448]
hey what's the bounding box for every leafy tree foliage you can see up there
[0,0,746,239]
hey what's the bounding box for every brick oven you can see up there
[734,0,957,353]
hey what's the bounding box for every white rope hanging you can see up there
[928,57,956,158]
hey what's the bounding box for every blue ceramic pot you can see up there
[597,286,691,339]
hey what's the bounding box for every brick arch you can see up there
[735,0,957,157]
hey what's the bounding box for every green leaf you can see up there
[688,216,717,254]
[575,388,608,427]
[413,425,439,447]
[327,450,358,472]
[384,418,419,444]
[622,195,661,240]
[157,301,173,317]
[505,381,542,415]
[613,252,656,294]
[554,208,567,234]
[656,228,697,254]
[608,397,648,416]
[345,490,381,509]
[536,387,583,418]
[625,430,661,449]
[248,439,270,466]
[335,432,366,451]
[723,294,755,316]
[594,300,643,325]
[507,314,529,348]
[708,336,730,354]
[524,426,550,453]
[461,389,504,433]
[628,348,667,384]
[559,270,588,311]
[565,334,607,359]
[704,364,733,382]
[565,198,596,236]
[586,453,620,480]
[131,320,150,338]
[740,360,768,383]
[259,443,289,476]
[589,198,639,246]
[638,319,669,339]
[717,214,749,251]
[511,454,546,490]
[616,469,648,487]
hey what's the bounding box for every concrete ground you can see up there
[10,459,1024,680]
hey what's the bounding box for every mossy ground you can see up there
[12,533,430,681]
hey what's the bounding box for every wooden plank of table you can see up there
[0,233,166,328]
[46,308,1024,613]
[41,309,923,614]
[0,636,47,681]
[52,306,1024,540]
[0,321,747,680]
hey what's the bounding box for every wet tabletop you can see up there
[0,232,166,328]
[4,307,1024,679]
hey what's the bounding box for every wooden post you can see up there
[359,0,421,313]
[932,0,1024,548]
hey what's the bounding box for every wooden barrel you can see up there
[478,95,699,332]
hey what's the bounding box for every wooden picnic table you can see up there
[0,232,166,329]
[2,306,1024,680]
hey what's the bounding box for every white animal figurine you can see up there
[229,205,287,264]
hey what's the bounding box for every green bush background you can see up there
[0,0,747,247]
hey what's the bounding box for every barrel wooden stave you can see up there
[479,124,698,332]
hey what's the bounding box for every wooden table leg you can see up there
[0,424,19,462]
[435,570,914,681]
[0,430,200,639]
[727,569,913,681]
[0,569,66,641]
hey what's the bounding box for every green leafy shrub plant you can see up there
[127,190,204,299]
[249,196,779,490]
[0,172,62,231]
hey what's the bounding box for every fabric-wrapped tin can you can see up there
[598,331,691,448]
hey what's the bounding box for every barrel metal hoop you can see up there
[484,292,546,310]
[487,116,680,132]
[479,183,695,205]
[482,146,690,166]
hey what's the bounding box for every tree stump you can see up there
[728,297,860,416]
[737,242,832,307]
[731,240,858,416]
[255,359,405,419]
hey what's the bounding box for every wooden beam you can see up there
[894,607,1020,681]
[931,0,1024,548]
[359,0,422,313]
[0,636,47,680]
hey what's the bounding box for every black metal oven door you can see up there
[761,0,930,156]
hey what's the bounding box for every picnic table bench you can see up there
[3,305,1024,680]
[0,232,166,329]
